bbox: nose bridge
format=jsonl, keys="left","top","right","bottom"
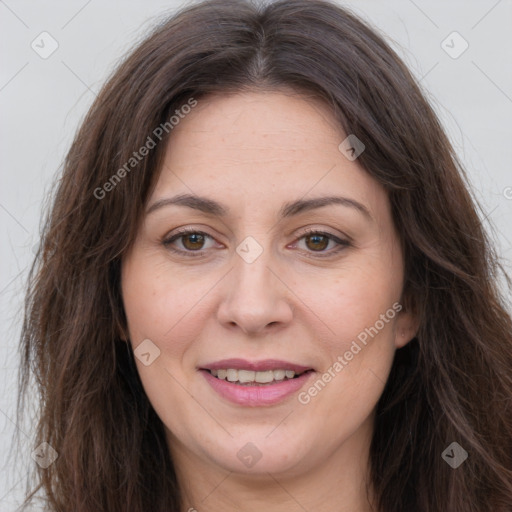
{"left": 235, "top": 242, "right": 273, "bottom": 295}
{"left": 231, "top": 237, "right": 277, "bottom": 307}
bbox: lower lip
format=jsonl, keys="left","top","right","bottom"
{"left": 201, "top": 369, "right": 314, "bottom": 406}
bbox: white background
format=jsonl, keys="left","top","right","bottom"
{"left": 1, "top": 0, "right": 511, "bottom": 509}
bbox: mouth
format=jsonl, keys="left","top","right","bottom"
{"left": 199, "top": 359, "right": 315, "bottom": 405}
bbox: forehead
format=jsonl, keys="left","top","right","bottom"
{"left": 168, "top": 89, "right": 341, "bottom": 156}
{"left": 152, "top": 90, "right": 387, "bottom": 222}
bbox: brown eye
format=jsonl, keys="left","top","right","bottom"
{"left": 295, "top": 229, "right": 351, "bottom": 257}
{"left": 304, "top": 233, "right": 330, "bottom": 251}
{"left": 181, "top": 233, "right": 206, "bottom": 250}
{"left": 162, "top": 229, "right": 216, "bottom": 256}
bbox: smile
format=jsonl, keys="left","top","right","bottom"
{"left": 199, "top": 359, "right": 315, "bottom": 406}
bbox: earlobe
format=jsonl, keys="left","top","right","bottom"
{"left": 394, "top": 310, "right": 420, "bottom": 349}
{"left": 393, "top": 289, "right": 420, "bottom": 348}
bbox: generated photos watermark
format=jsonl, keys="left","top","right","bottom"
{"left": 93, "top": 97, "right": 198, "bottom": 200}
{"left": 298, "top": 301, "right": 403, "bottom": 404}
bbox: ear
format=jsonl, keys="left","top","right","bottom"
{"left": 393, "top": 295, "right": 420, "bottom": 349}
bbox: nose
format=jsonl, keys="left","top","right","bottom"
{"left": 216, "top": 247, "right": 294, "bottom": 335}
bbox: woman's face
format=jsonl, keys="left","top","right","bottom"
{"left": 121, "top": 90, "right": 417, "bottom": 478}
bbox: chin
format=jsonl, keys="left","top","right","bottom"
{"left": 198, "top": 433, "right": 318, "bottom": 477}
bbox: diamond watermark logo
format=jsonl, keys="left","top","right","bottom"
{"left": 441, "top": 441, "right": 468, "bottom": 469}
{"left": 338, "top": 134, "right": 365, "bottom": 161}
{"left": 441, "top": 31, "right": 469, "bottom": 59}
{"left": 134, "top": 338, "right": 161, "bottom": 366}
{"left": 31, "top": 442, "right": 58, "bottom": 468}
{"left": 236, "top": 236, "right": 263, "bottom": 264}
{"left": 31, "top": 31, "right": 59, "bottom": 59}
{"left": 237, "top": 442, "right": 262, "bottom": 468}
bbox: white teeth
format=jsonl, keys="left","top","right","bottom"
{"left": 226, "top": 369, "right": 238, "bottom": 382}
{"left": 238, "top": 370, "right": 255, "bottom": 383}
{"left": 273, "top": 369, "right": 286, "bottom": 381}
{"left": 255, "top": 370, "right": 274, "bottom": 383}
{"left": 209, "top": 368, "right": 300, "bottom": 383}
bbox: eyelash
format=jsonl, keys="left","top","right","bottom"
{"left": 162, "top": 227, "right": 351, "bottom": 259}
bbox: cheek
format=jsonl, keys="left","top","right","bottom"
{"left": 121, "top": 256, "right": 190, "bottom": 354}
{"left": 298, "top": 269, "right": 400, "bottom": 431}
{"left": 121, "top": 258, "right": 206, "bottom": 431}
{"left": 296, "top": 257, "right": 403, "bottom": 400}
{"left": 305, "top": 262, "right": 400, "bottom": 341}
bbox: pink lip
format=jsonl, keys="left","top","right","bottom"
{"left": 200, "top": 368, "right": 315, "bottom": 407}
{"left": 201, "top": 358, "right": 312, "bottom": 373}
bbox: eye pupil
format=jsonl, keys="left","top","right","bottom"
{"left": 305, "top": 234, "right": 328, "bottom": 251}
{"left": 183, "top": 233, "right": 205, "bottom": 250}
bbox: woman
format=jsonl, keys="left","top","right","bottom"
{"left": 17, "top": 0, "right": 512, "bottom": 510}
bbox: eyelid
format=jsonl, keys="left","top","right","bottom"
{"left": 298, "top": 226, "right": 353, "bottom": 244}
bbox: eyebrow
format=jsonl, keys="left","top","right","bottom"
{"left": 146, "top": 193, "right": 373, "bottom": 221}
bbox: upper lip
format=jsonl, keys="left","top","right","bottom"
{"left": 200, "top": 358, "right": 313, "bottom": 373}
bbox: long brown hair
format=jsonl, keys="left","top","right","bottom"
{"left": 17, "top": 0, "right": 512, "bottom": 510}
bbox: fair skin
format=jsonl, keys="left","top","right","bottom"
{"left": 121, "top": 89, "right": 418, "bottom": 512}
